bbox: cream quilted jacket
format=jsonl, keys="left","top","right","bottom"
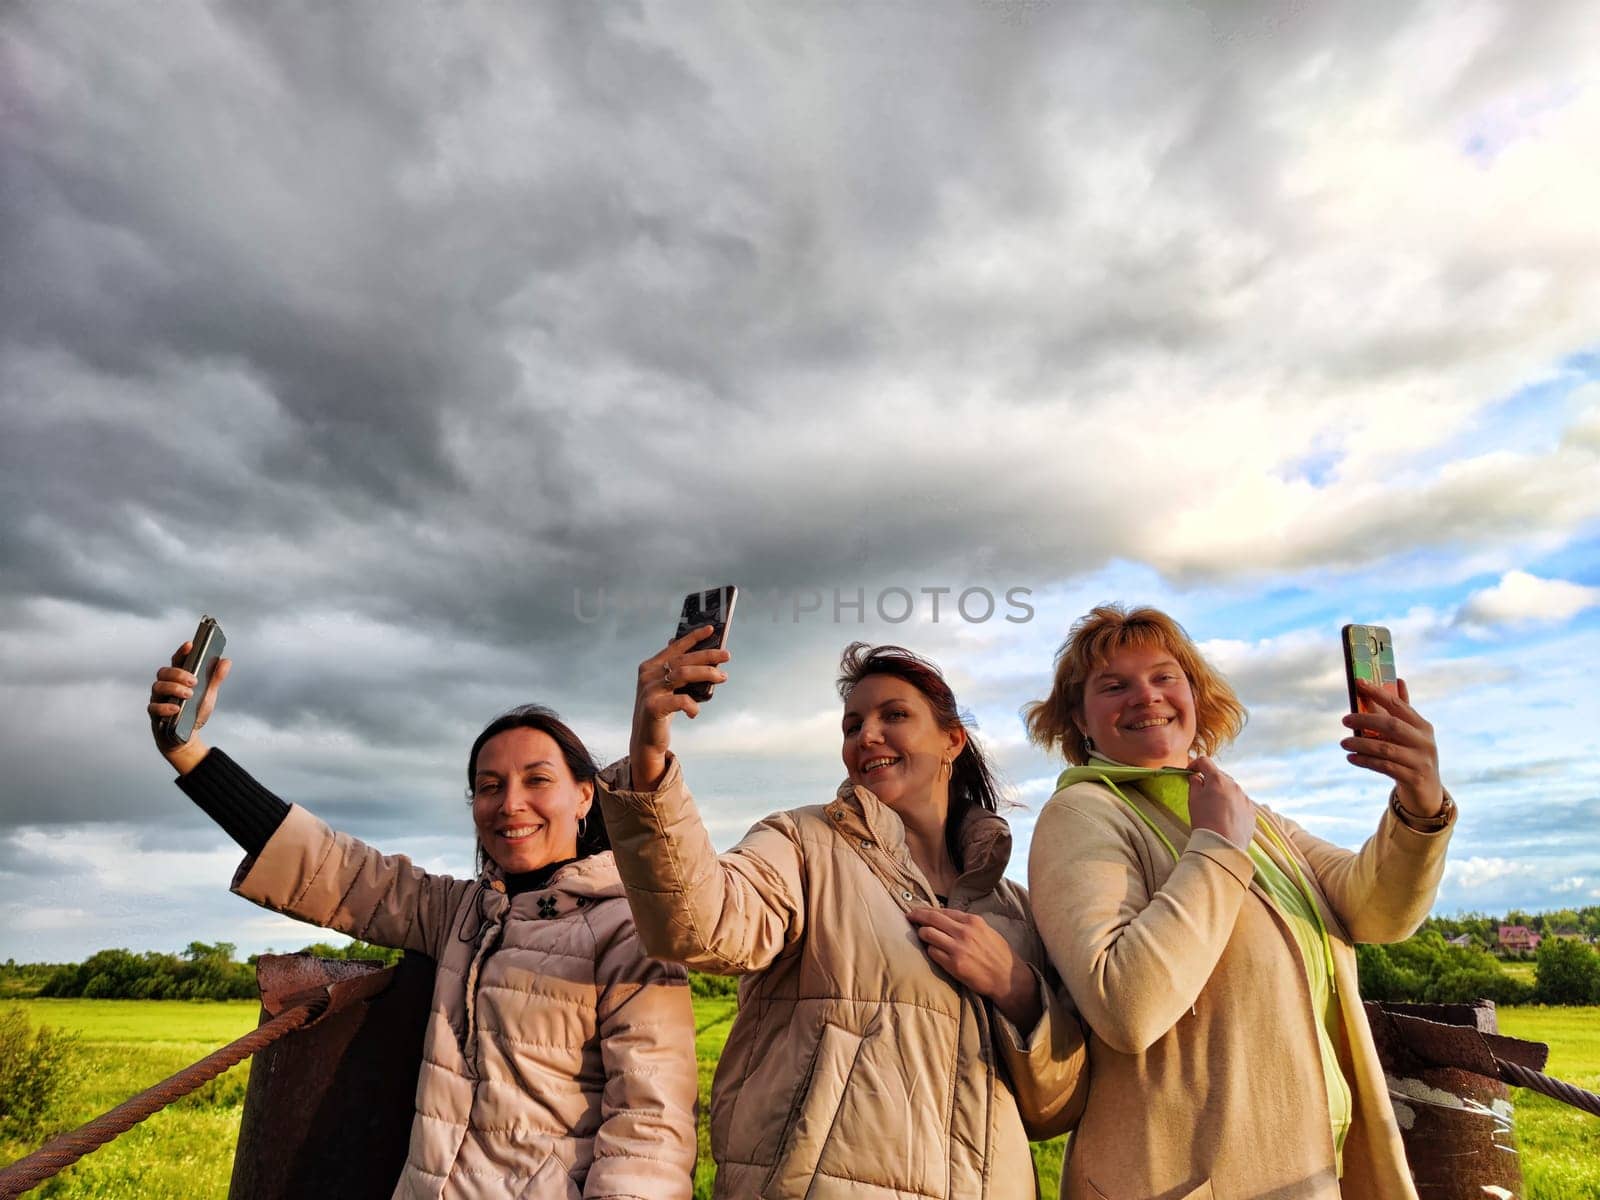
{"left": 599, "top": 756, "right": 1086, "bottom": 1200}
{"left": 233, "top": 804, "right": 698, "bottom": 1199}
{"left": 1030, "top": 780, "right": 1453, "bottom": 1200}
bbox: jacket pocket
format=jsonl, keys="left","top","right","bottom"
{"left": 515, "top": 1149, "right": 581, "bottom": 1200}
{"left": 761, "top": 1022, "right": 867, "bottom": 1199}
{"left": 1087, "top": 1179, "right": 1213, "bottom": 1200}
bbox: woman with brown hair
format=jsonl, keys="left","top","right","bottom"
{"left": 146, "top": 636, "right": 697, "bottom": 1199}
{"left": 597, "top": 631, "right": 1085, "bottom": 1199}
{"left": 1025, "top": 604, "right": 1454, "bottom": 1200}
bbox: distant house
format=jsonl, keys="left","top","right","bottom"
{"left": 1445, "top": 933, "right": 1475, "bottom": 949}
{"left": 1498, "top": 925, "right": 1542, "bottom": 953}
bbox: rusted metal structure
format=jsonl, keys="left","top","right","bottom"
{"left": 1365, "top": 1000, "right": 1547, "bottom": 1200}
{"left": 227, "top": 952, "right": 435, "bottom": 1200}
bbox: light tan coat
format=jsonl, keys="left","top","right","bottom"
{"left": 598, "top": 756, "right": 1086, "bottom": 1200}
{"left": 233, "top": 805, "right": 698, "bottom": 1199}
{"left": 1029, "top": 782, "right": 1454, "bottom": 1200}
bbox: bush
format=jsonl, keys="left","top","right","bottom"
{"left": 37, "top": 945, "right": 256, "bottom": 1000}
{"left": 0, "top": 1007, "right": 79, "bottom": 1143}
{"left": 1356, "top": 943, "right": 1427, "bottom": 1002}
{"left": 1535, "top": 937, "right": 1600, "bottom": 1004}
{"left": 1357, "top": 932, "right": 1532, "bottom": 1004}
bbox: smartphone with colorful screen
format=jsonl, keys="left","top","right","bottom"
{"left": 1341, "top": 623, "right": 1397, "bottom": 718}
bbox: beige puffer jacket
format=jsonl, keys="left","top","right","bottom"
{"left": 233, "top": 804, "right": 698, "bottom": 1200}
{"left": 598, "top": 757, "right": 1086, "bottom": 1200}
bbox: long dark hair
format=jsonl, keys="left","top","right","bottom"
{"left": 835, "top": 643, "right": 1004, "bottom": 870}
{"left": 465, "top": 704, "right": 608, "bottom": 872}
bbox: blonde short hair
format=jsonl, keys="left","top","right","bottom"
{"left": 1023, "top": 604, "right": 1247, "bottom": 764}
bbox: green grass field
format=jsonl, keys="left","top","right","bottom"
{"left": 1499, "top": 1006, "right": 1600, "bottom": 1200}
{"left": 4, "top": 1000, "right": 1596, "bottom": 1198}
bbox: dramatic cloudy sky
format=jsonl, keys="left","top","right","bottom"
{"left": 3, "top": 1, "right": 1597, "bottom": 962}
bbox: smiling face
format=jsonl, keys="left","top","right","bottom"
{"left": 841, "top": 673, "right": 966, "bottom": 816}
{"left": 470, "top": 727, "right": 593, "bottom": 874}
{"left": 1074, "top": 643, "right": 1198, "bottom": 769}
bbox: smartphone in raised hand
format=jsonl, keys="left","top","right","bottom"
{"left": 1341, "top": 623, "right": 1397, "bottom": 720}
{"left": 161, "top": 615, "right": 226, "bottom": 744}
{"left": 672, "top": 587, "right": 737, "bottom": 702}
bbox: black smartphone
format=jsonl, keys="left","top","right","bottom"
{"left": 673, "top": 586, "right": 737, "bottom": 702}
{"left": 1340, "top": 623, "right": 1397, "bottom": 719}
{"left": 163, "top": 615, "right": 226, "bottom": 744}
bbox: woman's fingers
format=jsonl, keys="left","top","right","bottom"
{"left": 638, "top": 684, "right": 704, "bottom": 723}
{"left": 149, "top": 659, "right": 196, "bottom": 718}
{"left": 910, "top": 911, "right": 980, "bottom": 968}
{"left": 664, "top": 663, "right": 729, "bottom": 687}
{"left": 1350, "top": 678, "right": 1431, "bottom": 730}
{"left": 908, "top": 908, "right": 1024, "bottom": 1004}
{"left": 665, "top": 624, "right": 718, "bottom": 655}
{"left": 1342, "top": 678, "right": 1444, "bottom": 813}
{"left": 907, "top": 906, "right": 969, "bottom": 934}
{"left": 1187, "top": 756, "right": 1256, "bottom": 848}
{"left": 636, "top": 645, "right": 730, "bottom": 694}
{"left": 914, "top": 925, "right": 959, "bottom": 953}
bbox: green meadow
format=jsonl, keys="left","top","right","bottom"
{"left": 3, "top": 999, "right": 1597, "bottom": 1199}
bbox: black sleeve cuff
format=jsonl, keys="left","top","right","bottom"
{"left": 176, "top": 748, "right": 291, "bottom": 856}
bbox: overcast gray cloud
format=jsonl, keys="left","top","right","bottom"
{"left": 2, "top": 0, "right": 1598, "bottom": 960}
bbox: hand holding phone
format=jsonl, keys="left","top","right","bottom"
{"left": 1337, "top": 624, "right": 1447, "bottom": 820}
{"left": 149, "top": 617, "right": 229, "bottom": 764}
{"left": 672, "top": 587, "right": 738, "bottom": 702}
{"left": 627, "top": 588, "right": 737, "bottom": 791}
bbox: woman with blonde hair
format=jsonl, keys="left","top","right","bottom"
{"left": 1025, "top": 604, "right": 1453, "bottom": 1200}
{"left": 598, "top": 630, "right": 1086, "bottom": 1199}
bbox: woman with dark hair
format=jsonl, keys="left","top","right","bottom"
{"left": 146, "top": 637, "right": 696, "bottom": 1199}
{"left": 1025, "top": 604, "right": 1453, "bottom": 1200}
{"left": 597, "top": 631, "right": 1085, "bottom": 1200}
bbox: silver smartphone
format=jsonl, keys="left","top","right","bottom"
{"left": 162, "top": 615, "right": 226, "bottom": 744}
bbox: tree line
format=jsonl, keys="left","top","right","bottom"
{"left": 1358, "top": 909, "right": 1600, "bottom": 1006}
{"left": 16, "top": 941, "right": 402, "bottom": 1002}
{"left": 5, "top": 907, "right": 1599, "bottom": 1005}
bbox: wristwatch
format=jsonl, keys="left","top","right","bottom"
{"left": 1390, "top": 791, "right": 1455, "bottom": 832}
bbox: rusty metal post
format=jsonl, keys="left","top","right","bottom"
{"left": 1365, "top": 1000, "right": 1546, "bottom": 1200}
{"left": 228, "top": 951, "right": 435, "bottom": 1200}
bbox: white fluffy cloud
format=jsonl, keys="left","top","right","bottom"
{"left": 1444, "top": 855, "right": 1539, "bottom": 891}
{"left": 1456, "top": 570, "right": 1600, "bottom": 629}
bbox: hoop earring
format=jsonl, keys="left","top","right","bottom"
{"left": 577, "top": 812, "right": 589, "bottom": 840}
{"left": 1082, "top": 734, "right": 1095, "bottom": 756}
{"left": 938, "top": 758, "right": 953, "bottom": 782}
